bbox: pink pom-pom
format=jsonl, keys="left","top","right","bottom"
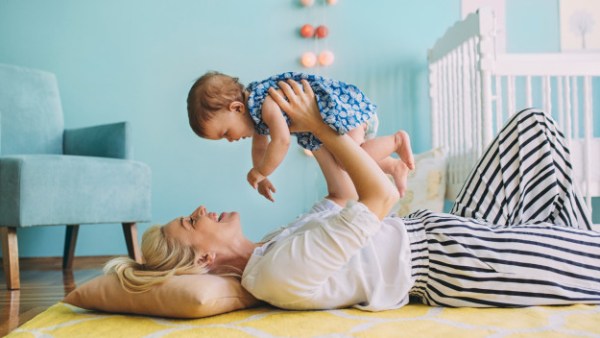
{"left": 318, "top": 50, "right": 335, "bottom": 66}
{"left": 301, "top": 52, "right": 317, "bottom": 68}
{"left": 300, "top": 0, "right": 314, "bottom": 7}
{"left": 326, "top": 0, "right": 338, "bottom": 5}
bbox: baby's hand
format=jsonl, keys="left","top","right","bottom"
{"left": 257, "top": 179, "right": 277, "bottom": 202}
{"left": 247, "top": 167, "right": 266, "bottom": 189}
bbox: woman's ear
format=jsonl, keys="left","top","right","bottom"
{"left": 229, "top": 101, "right": 245, "bottom": 114}
{"left": 197, "top": 252, "right": 216, "bottom": 267}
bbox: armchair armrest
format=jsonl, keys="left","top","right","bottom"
{"left": 64, "top": 122, "right": 131, "bottom": 159}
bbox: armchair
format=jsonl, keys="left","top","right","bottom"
{"left": 0, "top": 63, "right": 151, "bottom": 290}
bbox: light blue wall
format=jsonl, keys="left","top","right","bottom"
{"left": 2, "top": 0, "right": 595, "bottom": 257}
{"left": 0, "top": 0, "right": 458, "bottom": 257}
{"left": 506, "top": 0, "right": 560, "bottom": 52}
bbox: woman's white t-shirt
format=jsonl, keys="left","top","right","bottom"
{"left": 241, "top": 199, "right": 413, "bottom": 311}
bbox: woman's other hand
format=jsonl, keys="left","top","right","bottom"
{"left": 267, "top": 79, "right": 323, "bottom": 133}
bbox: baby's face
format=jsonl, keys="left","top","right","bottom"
{"left": 203, "top": 109, "right": 254, "bottom": 142}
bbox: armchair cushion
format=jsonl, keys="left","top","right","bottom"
{"left": 64, "top": 122, "right": 131, "bottom": 159}
{"left": 0, "top": 155, "right": 151, "bottom": 227}
{"left": 0, "top": 64, "right": 64, "bottom": 155}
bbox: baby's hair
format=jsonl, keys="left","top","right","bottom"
{"left": 187, "top": 71, "right": 245, "bottom": 138}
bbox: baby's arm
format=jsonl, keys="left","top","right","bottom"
{"left": 250, "top": 133, "right": 277, "bottom": 201}
{"left": 251, "top": 132, "right": 269, "bottom": 168}
{"left": 247, "top": 96, "right": 291, "bottom": 187}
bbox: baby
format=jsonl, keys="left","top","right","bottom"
{"left": 187, "top": 71, "right": 414, "bottom": 201}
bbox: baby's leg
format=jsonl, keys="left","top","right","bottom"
{"left": 348, "top": 128, "right": 414, "bottom": 195}
{"left": 377, "top": 157, "right": 410, "bottom": 197}
{"left": 361, "top": 131, "right": 415, "bottom": 170}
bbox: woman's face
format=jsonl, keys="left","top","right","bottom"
{"left": 162, "top": 205, "right": 242, "bottom": 255}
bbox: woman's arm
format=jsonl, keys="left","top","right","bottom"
{"left": 268, "top": 80, "right": 399, "bottom": 220}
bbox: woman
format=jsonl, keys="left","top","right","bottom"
{"left": 106, "top": 79, "right": 599, "bottom": 310}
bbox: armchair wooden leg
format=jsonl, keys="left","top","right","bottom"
{"left": 63, "top": 225, "right": 79, "bottom": 270}
{"left": 122, "top": 223, "right": 142, "bottom": 264}
{"left": 1, "top": 227, "right": 20, "bottom": 290}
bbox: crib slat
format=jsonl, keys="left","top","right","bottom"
{"left": 543, "top": 76, "right": 552, "bottom": 115}
{"left": 440, "top": 59, "right": 446, "bottom": 148}
{"left": 583, "top": 76, "right": 593, "bottom": 209}
{"left": 507, "top": 76, "right": 516, "bottom": 126}
{"left": 469, "top": 38, "right": 480, "bottom": 168}
{"left": 572, "top": 77, "right": 580, "bottom": 138}
{"left": 558, "top": 76, "right": 565, "bottom": 132}
{"left": 451, "top": 50, "right": 460, "bottom": 186}
{"left": 494, "top": 76, "right": 503, "bottom": 131}
{"left": 526, "top": 76, "right": 533, "bottom": 108}
{"left": 564, "top": 76, "right": 572, "bottom": 144}
{"left": 460, "top": 44, "right": 472, "bottom": 181}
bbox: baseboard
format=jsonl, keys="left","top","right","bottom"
{"left": 0, "top": 255, "right": 116, "bottom": 270}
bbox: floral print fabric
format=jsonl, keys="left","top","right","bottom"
{"left": 246, "top": 72, "right": 377, "bottom": 150}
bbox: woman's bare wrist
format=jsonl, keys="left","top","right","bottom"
{"left": 310, "top": 123, "right": 339, "bottom": 142}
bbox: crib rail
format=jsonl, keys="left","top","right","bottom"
{"left": 428, "top": 8, "right": 496, "bottom": 199}
{"left": 490, "top": 56, "right": 600, "bottom": 206}
{"left": 428, "top": 8, "right": 600, "bottom": 221}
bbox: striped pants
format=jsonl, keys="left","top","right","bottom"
{"left": 407, "top": 109, "right": 599, "bottom": 307}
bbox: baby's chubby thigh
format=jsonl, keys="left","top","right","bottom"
{"left": 346, "top": 124, "right": 367, "bottom": 145}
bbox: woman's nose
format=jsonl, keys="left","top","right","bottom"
{"left": 192, "top": 206, "right": 206, "bottom": 217}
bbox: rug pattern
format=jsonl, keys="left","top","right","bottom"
{"left": 7, "top": 303, "right": 600, "bottom": 337}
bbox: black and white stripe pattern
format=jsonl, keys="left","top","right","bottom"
{"left": 406, "top": 210, "right": 600, "bottom": 307}
{"left": 452, "top": 108, "right": 592, "bottom": 230}
{"left": 406, "top": 109, "right": 599, "bottom": 307}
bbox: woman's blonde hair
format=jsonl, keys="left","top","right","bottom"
{"left": 103, "top": 225, "right": 207, "bottom": 293}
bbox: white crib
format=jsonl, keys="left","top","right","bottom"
{"left": 428, "top": 8, "right": 600, "bottom": 229}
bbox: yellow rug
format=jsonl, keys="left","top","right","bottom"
{"left": 7, "top": 302, "right": 600, "bottom": 337}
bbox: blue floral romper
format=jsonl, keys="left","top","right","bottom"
{"left": 246, "top": 72, "right": 378, "bottom": 151}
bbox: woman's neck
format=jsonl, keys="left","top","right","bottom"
{"left": 218, "top": 238, "right": 260, "bottom": 273}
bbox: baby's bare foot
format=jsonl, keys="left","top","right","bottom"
{"left": 389, "top": 158, "right": 411, "bottom": 197}
{"left": 395, "top": 131, "right": 415, "bottom": 171}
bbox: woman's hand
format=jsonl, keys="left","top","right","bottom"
{"left": 267, "top": 79, "right": 323, "bottom": 134}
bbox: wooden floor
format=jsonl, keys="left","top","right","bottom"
{"left": 0, "top": 256, "right": 109, "bottom": 336}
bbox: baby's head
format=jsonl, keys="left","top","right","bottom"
{"left": 187, "top": 71, "right": 248, "bottom": 139}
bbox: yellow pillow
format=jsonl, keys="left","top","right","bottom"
{"left": 392, "top": 147, "right": 447, "bottom": 216}
{"left": 63, "top": 273, "right": 260, "bottom": 318}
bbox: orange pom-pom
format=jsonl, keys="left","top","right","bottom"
{"left": 300, "top": 24, "right": 315, "bottom": 38}
{"left": 315, "top": 25, "right": 329, "bottom": 39}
